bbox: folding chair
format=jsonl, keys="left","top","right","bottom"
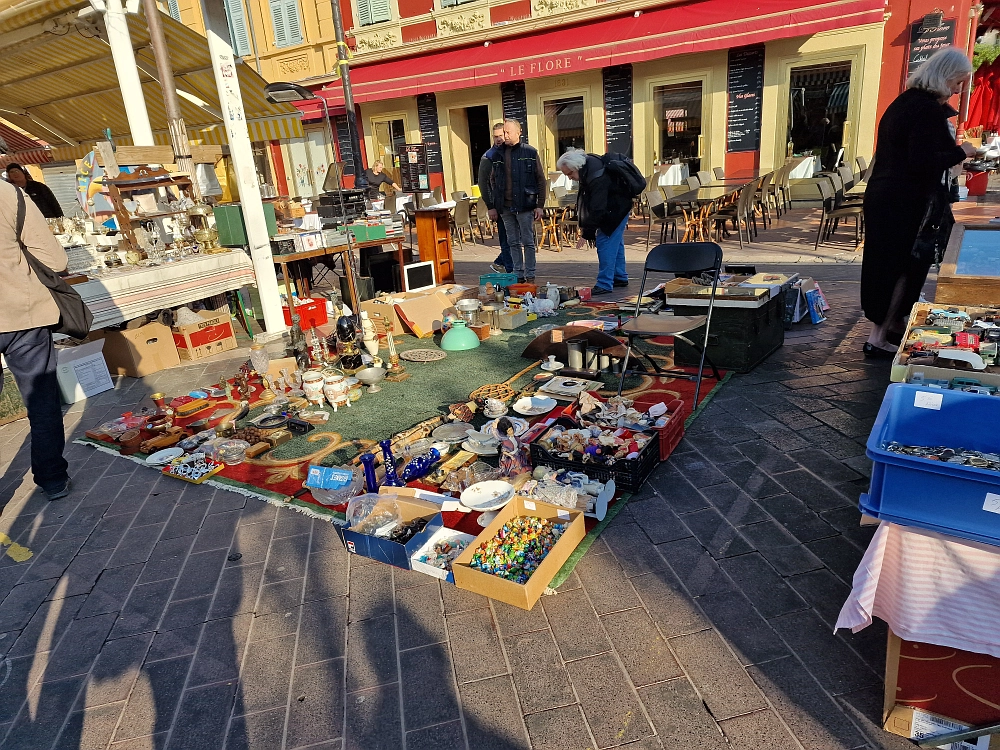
{"left": 616, "top": 242, "right": 724, "bottom": 409}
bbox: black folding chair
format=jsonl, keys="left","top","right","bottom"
{"left": 616, "top": 242, "right": 724, "bottom": 411}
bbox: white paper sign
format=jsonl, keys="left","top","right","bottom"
{"left": 440, "top": 500, "right": 462, "bottom": 512}
{"left": 914, "top": 391, "right": 944, "bottom": 410}
{"left": 909, "top": 707, "right": 991, "bottom": 749}
{"left": 557, "top": 509, "right": 571, "bottom": 519}
{"left": 522, "top": 500, "right": 536, "bottom": 511}
{"left": 984, "top": 493, "right": 1000, "bottom": 516}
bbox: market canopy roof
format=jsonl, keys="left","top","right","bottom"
{"left": 0, "top": 0, "right": 303, "bottom": 162}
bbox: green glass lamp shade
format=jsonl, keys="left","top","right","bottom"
{"left": 440, "top": 320, "right": 481, "bottom": 351}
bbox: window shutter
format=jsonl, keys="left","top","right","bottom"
{"left": 223, "top": 0, "right": 251, "bottom": 56}
{"left": 166, "top": 0, "right": 181, "bottom": 20}
{"left": 269, "top": 0, "right": 287, "bottom": 47}
{"left": 357, "top": 0, "right": 371, "bottom": 27}
{"left": 283, "top": 0, "right": 302, "bottom": 44}
{"left": 271, "top": 0, "right": 302, "bottom": 47}
{"left": 369, "top": 0, "right": 390, "bottom": 24}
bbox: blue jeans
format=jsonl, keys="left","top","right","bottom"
{"left": 0, "top": 327, "right": 68, "bottom": 492}
{"left": 493, "top": 215, "right": 513, "bottom": 273}
{"left": 500, "top": 209, "right": 536, "bottom": 279}
{"left": 595, "top": 214, "right": 629, "bottom": 291}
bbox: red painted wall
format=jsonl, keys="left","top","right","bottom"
{"left": 401, "top": 20, "right": 437, "bottom": 43}
{"left": 269, "top": 141, "right": 289, "bottom": 196}
{"left": 339, "top": 0, "right": 354, "bottom": 31}
{"left": 397, "top": 0, "right": 433, "bottom": 19}
{"left": 489, "top": 0, "right": 531, "bottom": 25}
{"left": 724, "top": 150, "right": 760, "bottom": 179}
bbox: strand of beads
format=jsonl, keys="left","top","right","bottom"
{"left": 470, "top": 517, "right": 567, "bottom": 584}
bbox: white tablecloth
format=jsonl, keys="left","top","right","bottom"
{"left": 788, "top": 156, "right": 819, "bottom": 179}
{"left": 77, "top": 251, "right": 256, "bottom": 330}
{"left": 657, "top": 163, "right": 690, "bottom": 186}
{"left": 836, "top": 522, "right": 1000, "bottom": 658}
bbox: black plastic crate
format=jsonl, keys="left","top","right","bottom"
{"left": 529, "top": 434, "right": 660, "bottom": 493}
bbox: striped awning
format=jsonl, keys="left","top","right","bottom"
{"left": 0, "top": 4, "right": 303, "bottom": 158}
{"left": 0, "top": 119, "right": 51, "bottom": 165}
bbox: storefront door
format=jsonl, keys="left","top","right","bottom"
{"left": 372, "top": 117, "right": 407, "bottom": 182}
{"left": 542, "top": 96, "right": 585, "bottom": 172}
{"left": 654, "top": 82, "right": 703, "bottom": 174}
{"left": 787, "top": 61, "right": 852, "bottom": 170}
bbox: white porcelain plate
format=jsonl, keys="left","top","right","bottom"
{"left": 484, "top": 417, "right": 529, "bottom": 440}
{"left": 146, "top": 447, "right": 184, "bottom": 465}
{"left": 460, "top": 480, "right": 515, "bottom": 512}
{"left": 513, "top": 396, "right": 558, "bottom": 416}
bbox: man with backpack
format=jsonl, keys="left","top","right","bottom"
{"left": 557, "top": 148, "right": 643, "bottom": 295}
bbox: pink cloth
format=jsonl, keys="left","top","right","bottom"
{"left": 836, "top": 522, "right": 1000, "bottom": 659}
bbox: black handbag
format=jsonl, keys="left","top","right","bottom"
{"left": 14, "top": 188, "right": 93, "bottom": 339}
{"left": 911, "top": 184, "right": 954, "bottom": 267}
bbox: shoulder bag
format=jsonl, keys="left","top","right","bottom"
{"left": 14, "top": 188, "right": 93, "bottom": 339}
{"left": 911, "top": 178, "right": 954, "bottom": 268}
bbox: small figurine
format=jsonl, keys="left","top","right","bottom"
{"left": 497, "top": 417, "right": 531, "bottom": 477}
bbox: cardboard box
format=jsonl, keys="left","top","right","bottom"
{"left": 99, "top": 321, "right": 180, "bottom": 377}
{"left": 410, "top": 521, "right": 478, "bottom": 583}
{"left": 56, "top": 339, "right": 114, "bottom": 404}
{"left": 171, "top": 306, "right": 238, "bottom": 361}
{"left": 452, "top": 497, "right": 586, "bottom": 610}
{"left": 395, "top": 291, "right": 456, "bottom": 338}
{"left": 340, "top": 497, "right": 441, "bottom": 569}
{"left": 361, "top": 293, "right": 420, "bottom": 335}
{"left": 883, "top": 629, "right": 999, "bottom": 746}
{"left": 498, "top": 308, "right": 528, "bottom": 330}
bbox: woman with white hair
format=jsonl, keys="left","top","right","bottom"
{"left": 861, "top": 46, "right": 977, "bottom": 357}
{"left": 557, "top": 148, "right": 634, "bottom": 294}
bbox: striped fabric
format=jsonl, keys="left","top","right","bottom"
{"left": 836, "top": 522, "right": 1000, "bottom": 659}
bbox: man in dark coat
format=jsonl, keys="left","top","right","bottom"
{"left": 4, "top": 164, "right": 63, "bottom": 218}
{"left": 477, "top": 122, "right": 513, "bottom": 274}
{"left": 557, "top": 149, "right": 632, "bottom": 295}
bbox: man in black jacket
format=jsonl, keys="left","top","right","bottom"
{"left": 477, "top": 122, "right": 513, "bottom": 274}
{"left": 4, "top": 164, "right": 63, "bottom": 219}
{"left": 485, "top": 119, "right": 546, "bottom": 282}
{"left": 557, "top": 149, "right": 631, "bottom": 295}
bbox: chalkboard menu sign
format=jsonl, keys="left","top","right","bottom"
{"left": 416, "top": 93, "right": 443, "bottom": 174}
{"left": 334, "top": 115, "right": 354, "bottom": 176}
{"left": 907, "top": 18, "right": 956, "bottom": 78}
{"left": 603, "top": 65, "right": 633, "bottom": 158}
{"left": 727, "top": 45, "right": 765, "bottom": 153}
{"left": 501, "top": 80, "right": 529, "bottom": 143}
{"left": 398, "top": 144, "right": 429, "bottom": 191}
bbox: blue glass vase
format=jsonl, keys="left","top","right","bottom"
{"left": 401, "top": 448, "right": 441, "bottom": 482}
{"left": 360, "top": 452, "right": 379, "bottom": 493}
{"left": 379, "top": 439, "right": 405, "bottom": 487}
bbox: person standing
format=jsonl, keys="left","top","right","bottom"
{"left": 486, "top": 119, "right": 545, "bottom": 282}
{"left": 4, "top": 164, "right": 63, "bottom": 219}
{"left": 557, "top": 149, "right": 632, "bottom": 295}
{"left": 362, "top": 160, "right": 401, "bottom": 201}
{"left": 477, "top": 122, "right": 513, "bottom": 274}
{"left": 861, "top": 47, "right": 976, "bottom": 357}
{"left": 0, "top": 179, "right": 70, "bottom": 499}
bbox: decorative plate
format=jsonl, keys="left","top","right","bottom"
{"left": 400, "top": 349, "right": 447, "bottom": 362}
{"left": 432, "top": 423, "right": 475, "bottom": 443}
{"left": 460, "top": 480, "right": 515, "bottom": 511}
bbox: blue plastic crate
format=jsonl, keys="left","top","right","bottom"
{"left": 862, "top": 383, "right": 1000, "bottom": 547}
{"left": 479, "top": 273, "right": 518, "bottom": 288}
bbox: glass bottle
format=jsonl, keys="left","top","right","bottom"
{"left": 379, "top": 439, "right": 405, "bottom": 487}
{"left": 360, "top": 452, "right": 379, "bottom": 493}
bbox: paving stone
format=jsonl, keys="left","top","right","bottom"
{"left": 787, "top": 569, "right": 853, "bottom": 628}
{"left": 601, "top": 606, "right": 683, "bottom": 686}
{"left": 650, "top": 468, "right": 710, "bottom": 514}
{"left": 347, "top": 562, "right": 393, "bottom": 622}
{"left": 718, "top": 552, "right": 808, "bottom": 619}
{"left": 114, "top": 655, "right": 191, "bottom": 741}
{"left": 44, "top": 611, "right": 117, "bottom": 681}
{"left": 769, "top": 610, "right": 880, "bottom": 695}
{"left": 240, "top": 632, "right": 296, "bottom": 714}
{"left": 440, "top": 582, "right": 490, "bottom": 614}
{"left": 446, "top": 608, "right": 507, "bottom": 683}
{"left": 51, "top": 547, "right": 113, "bottom": 600}
{"left": 344, "top": 683, "right": 402, "bottom": 750}
{"left": 106, "top": 523, "right": 166, "bottom": 569}
{"left": 51, "top": 501, "right": 113, "bottom": 541}
{"left": 83, "top": 512, "right": 138, "bottom": 552}
{"left": 773, "top": 468, "right": 854, "bottom": 513}
{"left": 248, "top": 607, "right": 300, "bottom": 642}
{"left": 159, "top": 502, "right": 209, "bottom": 541}
{"left": 226, "top": 706, "right": 286, "bottom": 750}
{"left": 393, "top": 582, "right": 446, "bottom": 649}
{"left": 346, "top": 614, "right": 398, "bottom": 692}
{"left": 296, "top": 596, "right": 348, "bottom": 667}
{"left": 146, "top": 624, "right": 202, "bottom": 662}
{"left": 655, "top": 537, "right": 732, "bottom": 597}
{"left": 637, "top": 678, "right": 727, "bottom": 750}
{"left": 59, "top": 700, "right": 125, "bottom": 750}
{"left": 304, "top": 549, "right": 351, "bottom": 602}
{"left": 669, "top": 452, "right": 729, "bottom": 487}
{"left": 187, "top": 613, "right": 252, "bottom": 687}
{"left": 490, "top": 596, "right": 549, "bottom": 638}
{"left": 3, "top": 674, "right": 85, "bottom": 750}
{"left": 391, "top": 565, "right": 435, "bottom": 591}
{"left": 135, "top": 535, "right": 195, "bottom": 588}
{"left": 256, "top": 577, "right": 304, "bottom": 615}
{"left": 810, "top": 408, "right": 870, "bottom": 438}
{"left": 718, "top": 708, "right": 799, "bottom": 749}
{"left": 757, "top": 494, "right": 838, "bottom": 543}
{"left": 133, "top": 493, "right": 180, "bottom": 528}
{"left": 524, "top": 705, "right": 596, "bottom": 750}
{"left": 405, "top": 720, "right": 465, "bottom": 750}
{"left": 227, "top": 519, "right": 274, "bottom": 567}
{"left": 794, "top": 424, "right": 869, "bottom": 460}
{"left": 209, "top": 561, "right": 264, "bottom": 619}
{"left": 262, "top": 534, "right": 310, "bottom": 585}
{"left": 286, "top": 658, "right": 345, "bottom": 748}
{"left": 566, "top": 651, "right": 654, "bottom": 747}
{"left": 630, "top": 571, "right": 708, "bottom": 637}
{"left": 805, "top": 535, "right": 866, "bottom": 585}
{"left": 573, "top": 550, "right": 642, "bottom": 615}
{"left": 0, "top": 579, "right": 57, "bottom": 632}
{"left": 687, "top": 431, "right": 744, "bottom": 463}
{"left": 758, "top": 543, "right": 826, "bottom": 577}
{"left": 0, "top": 653, "right": 46, "bottom": 723}
{"left": 749, "top": 655, "right": 868, "bottom": 750}
{"left": 541, "top": 587, "right": 611, "bottom": 661}
{"left": 171, "top": 548, "right": 227, "bottom": 601}
{"left": 670, "top": 629, "right": 767, "bottom": 721}
{"left": 165, "top": 680, "right": 238, "bottom": 750}
{"left": 695, "top": 588, "right": 790, "bottom": 666}
{"left": 400, "top": 643, "right": 460, "bottom": 730}
{"left": 676, "top": 508, "right": 754, "bottom": 559}
{"left": 697, "top": 483, "right": 770, "bottom": 525}
{"left": 459, "top": 675, "right": 530, "bottom": 750}
{"left": 159, "top": 595, "right": 213, "bottom": 631}
{"left": 602, "top": 522, "right": 672, "bottom": 576}
{"left": 8, "top": 593, "right": 86, "bottom": 658}
{"left": 273, "top": 509, "right": 314, "bottom": 540}
{"left": 628, "top": 496, "right": 692, "bottom": 544}
{"left": 717, "top": 461, "right": 787, "bottom": 500}
{"left": 84, "top": 632, "right": 153, "bottom": 707}
{"left": 504, "top": 629, "right": 575, "bottom": 714}
{"left": 746, "top": 419, "right": 810, "bottom": 451}
{"left": 77, "top": 563, "right": 144, "bottom": 619}
{"left": 20, "top": 536, "right": 87, "bottom": 582}
{"left": 189, "top": 509, "right": 241, "bottom": 554}
{"left": 206, "top": 491, "right": 246, "bottom": 516}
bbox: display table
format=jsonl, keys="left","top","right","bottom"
{"left": 836, "top": 522, "right": 1000, "bottom": 658}
{"left": 76, "top": 251, "right": 256, "bottom": 330}
{"left": 936, "top": 223, "right": 1000, "bottom": 306}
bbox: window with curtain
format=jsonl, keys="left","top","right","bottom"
{"left": 358, "top": 0, "right": 391, "bottom": 26}
{"left": 270, "top": 0, "right": 303, "bottom": 47}
{"left": 223, "top": 0, "right": 252, "bottom": 56}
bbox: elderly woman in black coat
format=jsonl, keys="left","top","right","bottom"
{"left": 861, "top": 47, "right": 976, "bottom": 358}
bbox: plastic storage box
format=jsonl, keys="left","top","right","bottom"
{"left": 861, "top": 383, "right": 1000, "bottom": 547}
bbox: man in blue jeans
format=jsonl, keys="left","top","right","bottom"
{"left": 477, "top": 122, "right": 513, "bottom": 273}
{"left": 484, "top": 119, "right": 546, "bottom": 282}
{"left": 557, "top": 149, "right": 632, "bottom": 295}
{"left": 0, "top": 178, "right": 71, "bottom": 500}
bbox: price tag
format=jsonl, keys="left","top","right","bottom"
{"left": 557, "top": 509, "right": 571, "bottom": 519}
{"left": 984, "top": 493, "right": 1000, "bottom": 515}
{"left": 914, "top": 391, "right": 943, "bottom": 410}
{"left": 523, "top": 500, "right": 536, "bottom": 511}
{"left": 441, "top": 500, "right": 462, "bottom": 512}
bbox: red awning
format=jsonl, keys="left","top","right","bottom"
{"left": 290, "top": 99, "right": 347, "bottom": 123}
{"left": 0, "top": 121, "right": 50, "bottom": 165}
{"left": 314, "top": 0, "right": 885, "bottom": 105}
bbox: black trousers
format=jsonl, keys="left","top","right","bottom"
{"left": 0, "top": 327, "right": 68, "bottom": 492}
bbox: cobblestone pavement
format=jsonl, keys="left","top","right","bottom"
{"left": 0, "top": 252, "right": 915, "bottom": 749}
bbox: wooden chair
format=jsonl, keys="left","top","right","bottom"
{"left": 537, "top": 208, "right": 561, "bottom": 252}
{"left": 644, "top": 190, "right": 677, "bottom": 249}
{"left": 681, "top": 203, "right": 711, "bottom": 242}
{"left": 713, "top": 167, "right": 726, "bottom": 180}
{"left": 452, "top": 198, "right": 476, "bottom": 249}
{"left": 558, "top": 206, "right": 579, "bottom": 247}
{"left": 815, "top": 179, "right": 863, "bottom": 249}
{"left": 697, "top": 170, "right": 713, "bottom": 186}
{"left": 616, "top": 241, "right": 724, "bottom": 408}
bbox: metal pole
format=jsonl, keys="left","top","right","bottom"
{"left": 200, "top": 0, "right": 286, "bottom": 337}
{"left": 103, "top": 0, "right": 155, "bottom": 145}
{"left": 330, "top": 0, "right": 367, "bottom": 188}
{"left": 140, "top": 0, "right": 200, "bottom": 198}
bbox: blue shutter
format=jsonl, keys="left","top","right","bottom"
{"left": 166, "top": 0, "right": 181, "bottom": 20}
{"left": 283, "top": 0, "right": 302, "bottom": 44}
{"left": 223, "top": 0, "right": 251, "bottom": 56}
{"left": 357, "top": 0, "right": 372, "bottom": 26}
{"left": 369, "top": 0, "right": 390, "bottom": 23}
{"left": 271, "top": 0, "right": 302, "bottom": 47}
